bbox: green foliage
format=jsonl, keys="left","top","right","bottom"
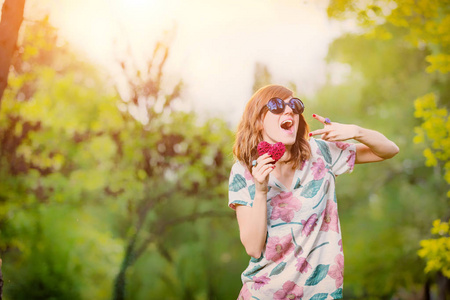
{"left": 326, "top": 0, "right": 450, "bottom": 297}
{"left": 418, "top": 219, "right": 450, "bottom": 278}
{"left": 328, "top": 0, "right": 450, "bottom": 190}
{"left": 5, "top": 206, "right": 122, "bottom": 300}
{"left": 0, "top": 18, "right": 126, "bottom": 300}
{"left": 328, "top": 0, "right": 450, "bottom": 73}
{"left": 414, "top": 93, "right": 450, "bottom": 196}
{"left": 0, "top": 17, "right": 244, "bottom": 300}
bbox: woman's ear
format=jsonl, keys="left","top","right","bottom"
{"left": 256, "top": 114, "right": 265, "bottom": 131}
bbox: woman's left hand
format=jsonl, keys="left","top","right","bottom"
{"left": 309, "top": 113, "right": 400, "bottom": 163}
{"left": 309, "top": 114, "right": 358, "bottom": 142}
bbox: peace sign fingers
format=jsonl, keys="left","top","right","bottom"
{"left": 309, "top": 114, "right": 357, "bottom": 142}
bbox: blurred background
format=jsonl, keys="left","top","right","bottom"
{"left": 0, "top": 0, "right": 449, "bottom": 299}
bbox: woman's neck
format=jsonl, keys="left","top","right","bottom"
{"left": 272, "top": 159, "right": 296, "bottom": 188}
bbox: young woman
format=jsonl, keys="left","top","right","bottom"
{"left": 228, "top": 84, "right": 399, "bottom": 299}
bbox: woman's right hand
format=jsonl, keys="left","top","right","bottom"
{"left": 251, "top": 153, "right": 275, "bottom": 192}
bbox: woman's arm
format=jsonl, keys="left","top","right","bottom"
{"left": 353, "top": 126, "right": 399, "bottom": 163}
{"left": 235, "top": 154, "right": 274, "bottom": 258}
{"left": 309, "top": 114, "right": 399, "bottom": 164}
{"left": 236, "top": 191, "right": 268, "bottom": 258}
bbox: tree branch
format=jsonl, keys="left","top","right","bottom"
{"left": 133, "top": 210, "right": 232, "bottom": 262}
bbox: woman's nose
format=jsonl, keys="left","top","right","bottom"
{"left": 284, "top": 103, "right": 294, "bottom": 114}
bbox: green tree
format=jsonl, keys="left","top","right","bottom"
{"left": 328, "top": 0, "right": 450, "bottom": 197}
{"left": 328, "top": 0, "right": 450, "bottom": 296}
{"left": 105, "top": 33, "right": 238, "bottom": 299}
{"left": 0, "top": 0, "right": 26, "bottom": 295}
{"left": 1, "top": 18, "right": 125, "bottom": 299}
{"left": 1, "top": 17, "right": 245, "bottom": 300}
{"left": 328, "top": 0, "right": 450, "bottom": 70}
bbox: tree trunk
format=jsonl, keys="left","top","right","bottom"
{"left": 0, "top": 0, "right": 26, "bottom": 108}
{"left": 112, "top": 262, "right": 128, "bottom": 300}
{"left": 437, "top": 272, "right": 450, "bottom": 300}
{"left": 423, "top": 277, "right": 431, "bottom": 300}
{"left": 112, "top": 235, "right": 138, "bottom": 300}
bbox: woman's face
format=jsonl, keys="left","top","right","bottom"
{"left": 261, "top": 96, "right": 300, "bottom": 146}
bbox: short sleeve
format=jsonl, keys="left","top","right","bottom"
{"left": 314, "top": 139, "right": 357, "bottom": 176}
{"left": 228, "top": 162, "right": 256, "bottom": 210}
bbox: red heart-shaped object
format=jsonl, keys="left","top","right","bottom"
{"left": 257, "top": 141, "right": 286, "bottom": 162}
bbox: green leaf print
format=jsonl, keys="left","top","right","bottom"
{"left": 250, "top": 255, "right": 264, "bottom": 263}
{"left": 315, "top": 140, "right": 332, "bottom": 164}
{"left": 300, "top": 178, "right": 324, "bottom": 198}
{"left": 331, "top": 288, "right": 343, "bottom": 299}
{"left": 312, "top": 180, "right": 329, "bottom": 209}
{"left": 293, "top": 178, "right": 302, "bottom": 189}
{"left": 229, "top": 174, "right": 247, "bottom": 192}
{"left": 291, "top": 228, "right": 298, "bottom": 246}
{"left": 305, "top": 264, "right": 330, "bottom": 286}
{"left": 310, "top": 293, "right": 329, "bottom": 300}
{"left": 232, "top": 200, "right": 248, "bottom": 207}
{"left": 269, "top": 262, "right": 287, "bottom": 276}
{"left": 249, "top": 184, "right": 255, "bottom": 200}
{"left": 243, "top": 264, "right": 265, "bottom": 278}
{"left": 307, "top": 242, "right": 329, "bottom": 259}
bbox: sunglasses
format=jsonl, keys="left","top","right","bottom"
{"left": 266, "top": 97, "right": 305, "bottom": 115}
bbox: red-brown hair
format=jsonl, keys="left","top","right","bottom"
{"left": 233, "top": 84, "right": 311, "bottom": 171}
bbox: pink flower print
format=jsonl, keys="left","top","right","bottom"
{"left": 295, "top": 257, "right": 312, "bottom": 273}
{"left": 301, "top": 213, "right": 318, "bottom": 237}
{"left": 328, "top": 253, "right": 344, "bottom": 289}
{"left": 244, "top": 168, "right": 253, "bottom": 180}
{"left": 311, "top": 158, "right": 327, "bottom": 180}
{"left": 270, "top": 192, "right": 302, "bottom": 223}
{"left": 252, "top": 273, "right": 270, "bottom": 290}
{"left": 347, "top": 150, "right": 356, "bottom": 171}
{"left": 274, "top": 280, "right": 303, "bottom": 300}
{"left": 335, "top": 142, "right": 350, "bottom": 150}
{"left": 238, "top": 283, "right": 252, "bottom": 300}
{"left": 320, "top": 201, "right": 339, "bottom": 233}
{"left": 338, "top": 239, "right": 343, "bottom": 252}
{"left": 265, "top": 234, "right": 295, "bottom": 263}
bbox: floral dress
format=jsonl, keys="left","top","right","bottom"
{"left": 228, "top": 138, "right": 356, "bottom": 300}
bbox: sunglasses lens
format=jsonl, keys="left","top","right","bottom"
{"left": 290, "top": 98, "right": 304, "bottom": 114}
{"left": 267, "top": 98, "right": 285, "bottom": 114}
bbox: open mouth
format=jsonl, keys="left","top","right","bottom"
{"left": 280, "top": 119, "right": 294, "bottom": 131}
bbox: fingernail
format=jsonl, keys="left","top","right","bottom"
{"left": 312, "top": 114, "right": 316, "bottom": 117}
{"left": 308, "top": 133, "right": 312, "bottom": 137}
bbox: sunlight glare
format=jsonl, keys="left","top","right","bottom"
{"left": 44, "top": 0, "right": 347, "bottom": 124}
